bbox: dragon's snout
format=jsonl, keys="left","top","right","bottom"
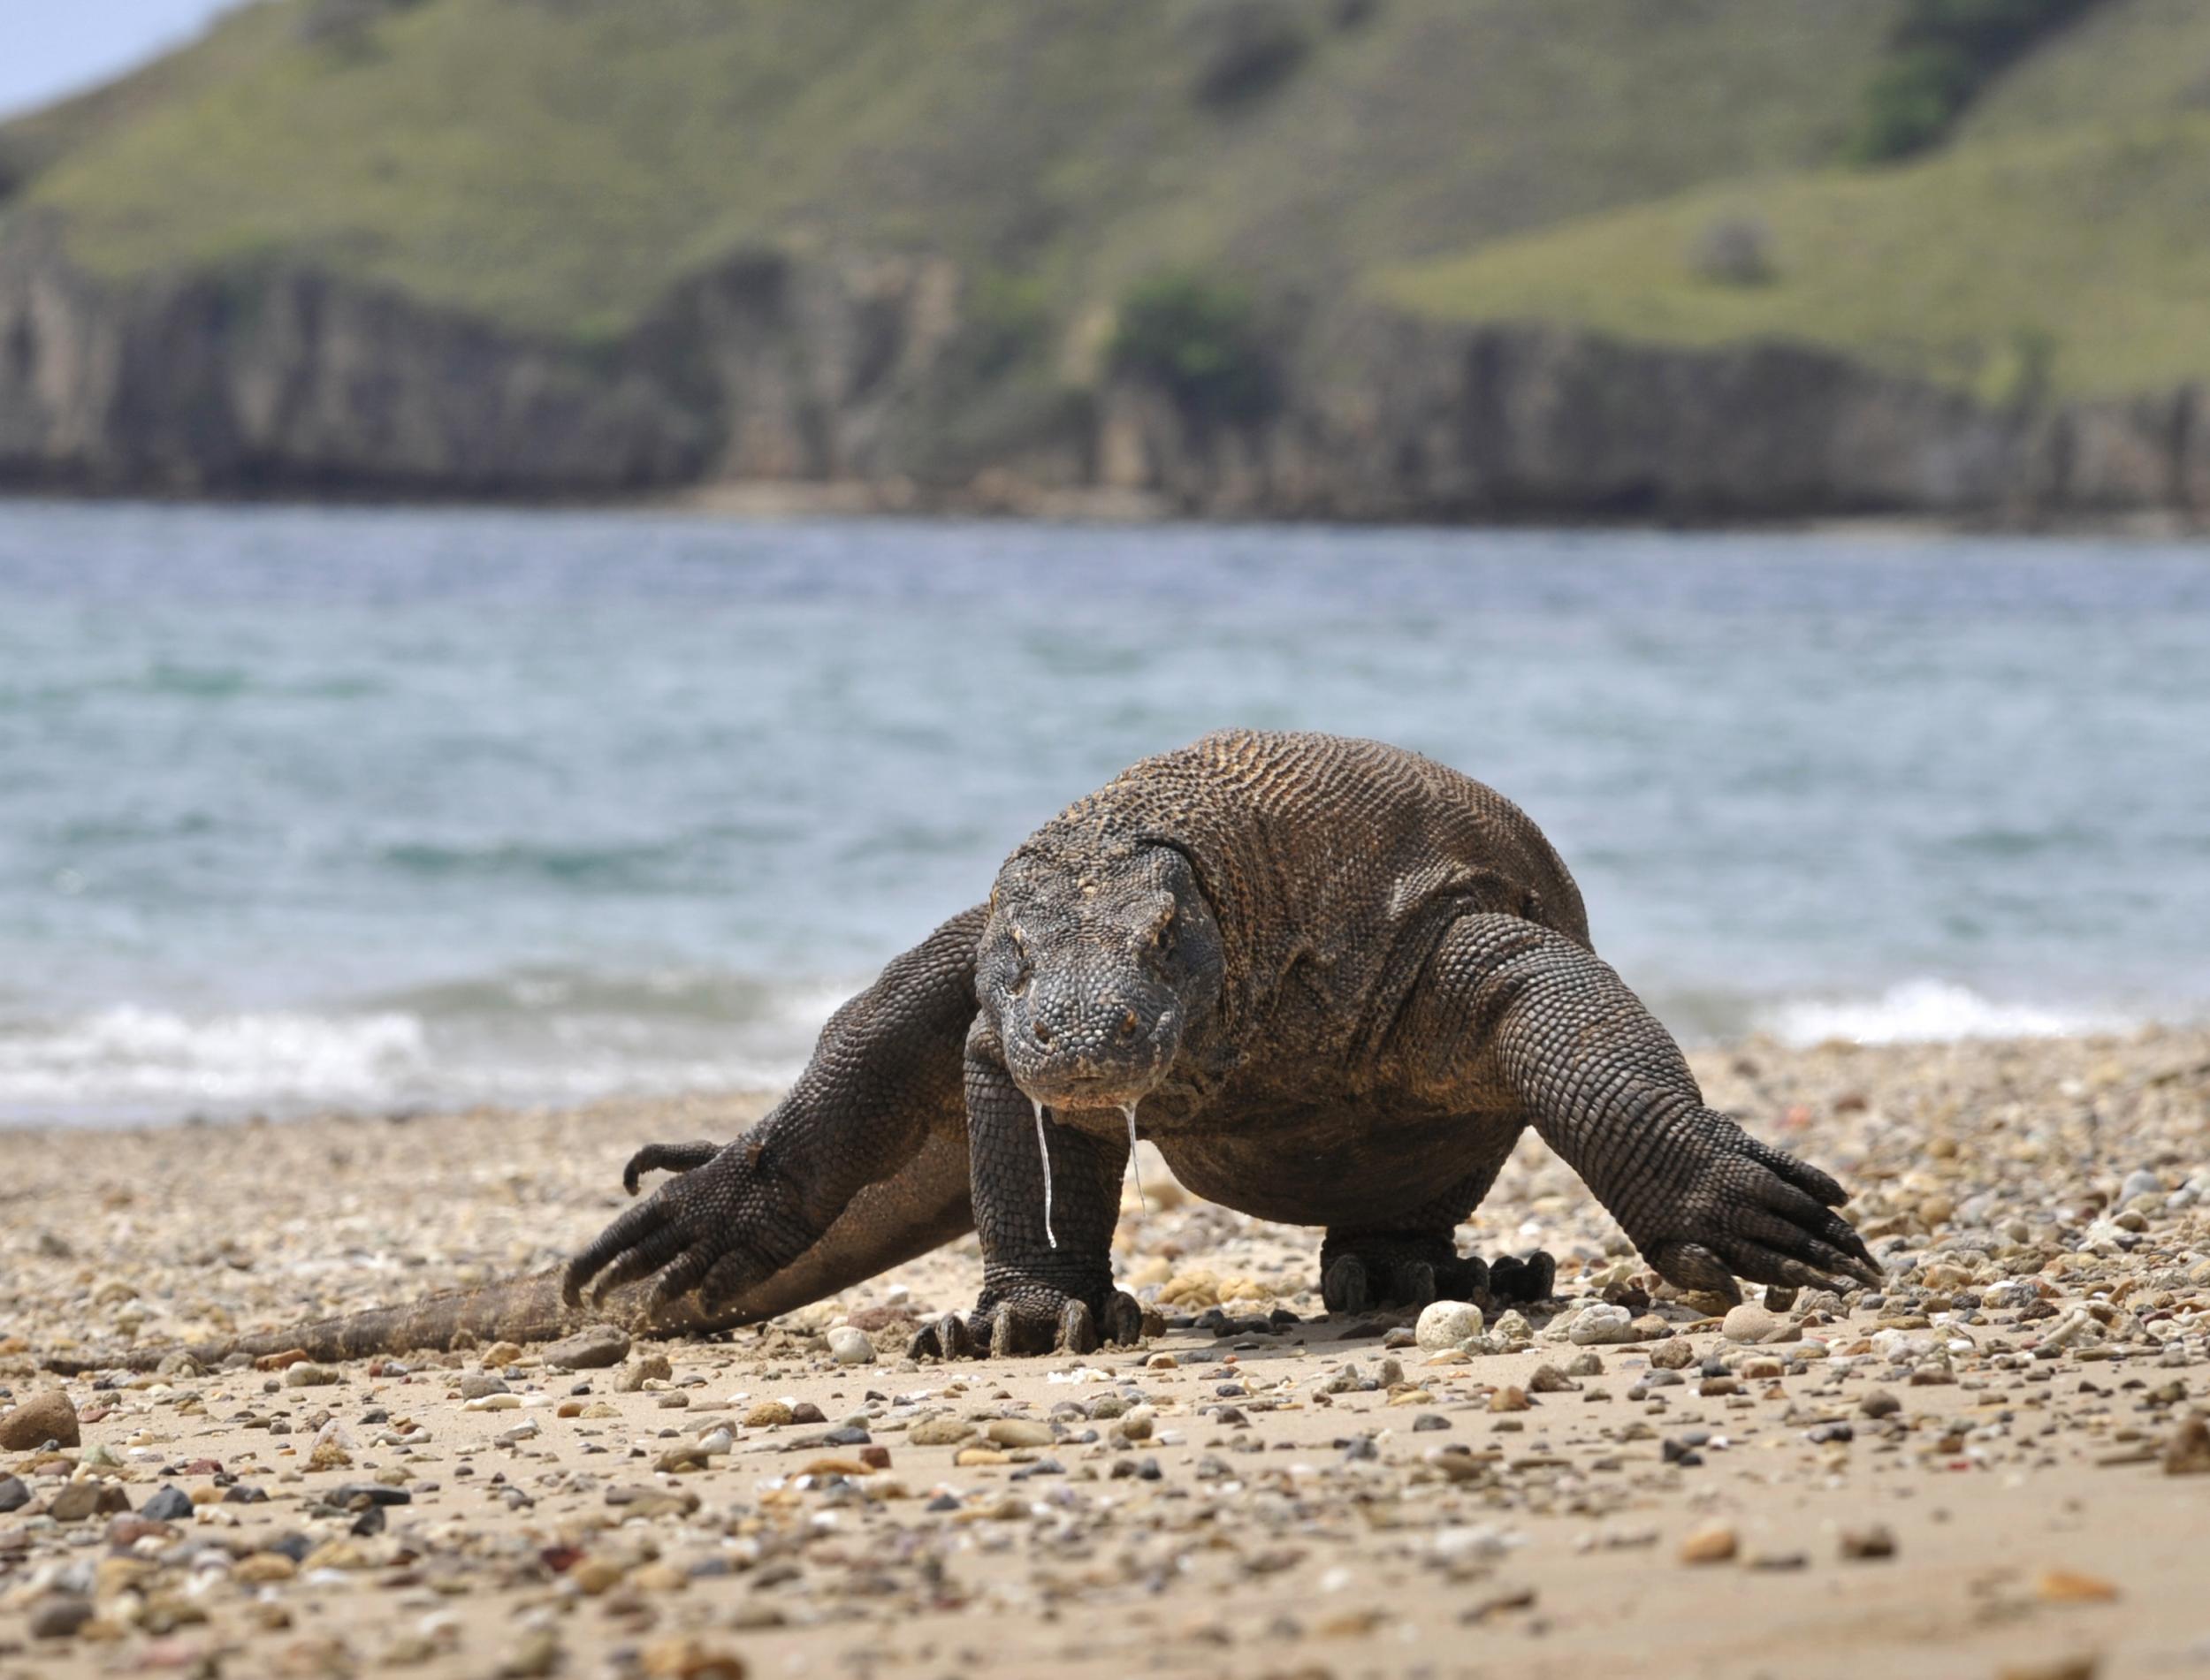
{"left": 1002, "top": 987, "right": 1178, "bottom": 1107}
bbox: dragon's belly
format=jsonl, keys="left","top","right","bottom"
{"left": 1151, "top": 1102, "right": 1520, "bottom": 1229}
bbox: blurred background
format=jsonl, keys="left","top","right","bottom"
{"left": 1, "top": 1, "right": 2205, "bottom": 1121}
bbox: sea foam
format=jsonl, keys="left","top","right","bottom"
{"left": 1754, "top": 978, "right": 2127, "bottom": 1047}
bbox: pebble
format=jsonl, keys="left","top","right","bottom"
{"left": 1678, "top": 1521, "right": 1739, "bottom": 1564}
{"left": 1840, "top": 1524, "right": 1897, "bottom": 1561}
{"left": 1566, "top": 1304, "right": 1639, "bottom": 1346}
{"left": 745, "top": 1401, "right": 796, "bottom": 1428}
{"left": 544, "top": 1324, "right": 631, "bottom": 1369}
{"left": 284, "top": 1362, "right": 339, "bottom": 1387}
{"left": 28, "top": 1594, "right": 95, "bottom": 1639}
{"left": 615, "top": 1353, "right": 674, "bottom": 1393}
{"left": 1722, "top": 1303, "right": 1778, "bottom": 1342}
{"left": 0, "top": 1389, "right": 80, "bottom": 1450}
{"left": 639, "top": 1636, "right": 749, "bottom": 1678}
{"left": 0, "top": 1474, "right": 29, "bottom": 1512}
{"left": 1996, "top": 1661, "right": 2100, "bottom": 1680}
{"left": 827, "top": 1326, "right": 878, "bottom": 1365}
{"left": 908, "top": 1417, "right": 976, "bottom": 1447}
{"left": 1414, "top": 1300, "right": 1483, "bottom": 1350}
{"left": 986, "top": 1418, "right": 1055, "bottom": 1448}
{"left": 2036, "top": 1570, "right": 2122, "bottom": 1604}
{"left": 139, "top": 1485, "right": 194, "bottom": 1523}
{"left": 2162, "top": 1416, "right": 2210, "bottom": 1476}
{"left": 48, "top": 1480, "right": 128, "bottom": 1522}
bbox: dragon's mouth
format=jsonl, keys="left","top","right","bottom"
{"left": 1009, "top": 1064, "right": 1161, "bottom": 1110}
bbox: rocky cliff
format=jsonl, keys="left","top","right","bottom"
{"left": 2, "top": 225, "right": 2201, "bottom": 524}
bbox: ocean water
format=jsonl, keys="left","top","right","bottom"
{"left": 2, "top": 501, "right": 2205, "bottom": 1124}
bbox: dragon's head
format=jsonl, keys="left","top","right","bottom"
{"left": 979, "top": 840, "right": 1223, "bottom": 1109}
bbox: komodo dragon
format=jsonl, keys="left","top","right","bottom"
{"left": 46, "top": 731, "right": 1878, "bottom": 1372}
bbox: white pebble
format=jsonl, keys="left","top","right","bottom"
{"left": 1566, "top": 1303, "right": 1640, "bottom": 1345}
{"left": 1414, "top": 1300, "right": 1483, "bottom": 1350}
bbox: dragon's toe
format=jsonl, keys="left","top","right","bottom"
{"left": 1485, "top": 1250, "right": 1557, "bottom": 1304}
{"left": 1321, "top": 1253, "right": 1371, "bottom": 1315}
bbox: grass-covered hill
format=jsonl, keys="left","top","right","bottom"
{"left": 1, "top": 0, "right": 1902, "bottom": 345}
{"left": 1384, "top": 2, "right": 2210, "bottom": 402}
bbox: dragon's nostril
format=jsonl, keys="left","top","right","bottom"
{"left": 1118, "top": 1009, "right": 1139, "bottom": 1040}
{"left": 1033, "top": 1019, "right": 1054, "bottom": 1044}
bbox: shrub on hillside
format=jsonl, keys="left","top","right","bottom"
{"left": 1109, "top": 272, "right": 1278, "bottom": 424}
{"left": 1688, "top": 214, "right": 1777, "bottom": 287}
{"left": 1847, "top": 0, "right": 2108, "bottom": 164}
{"left": 1188, "top": 0, "right": 1311, "bottom": 107}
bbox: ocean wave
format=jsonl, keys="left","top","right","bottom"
{"left": 0, "top": 977, "right": 846, "bottom": 1124}
{"left": 1753, "top": 979, "right": 2129, "bottom": 1046}
{"left": 0, "top": 1005, "right": 431, "bottom": 1114}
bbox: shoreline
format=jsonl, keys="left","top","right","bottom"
{"left": 4, "top": 1025, "right": 2206, "bottom": 1677}
{"left": 6, "top": 481, "right": 2210, "bottom": 544}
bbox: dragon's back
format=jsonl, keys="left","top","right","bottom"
{"left": 1036, "top": 729, "right": 1590, "bottom": 1055}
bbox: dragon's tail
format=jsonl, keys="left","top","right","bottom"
{"left": 38, "top": 1270, "right": 717, "bottom": 1374}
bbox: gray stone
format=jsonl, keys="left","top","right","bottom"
{"left": 1566, "top": 1304, "right": 1639, "bottom": 1346}
{"left": 139, "top": 1486, "right": 194, "bottom": 1523}
{"left": 545, "top": 1325, "right": 631, "bottom": 1370}
{"left": 28, "top": 1595, "right": 95, "bottom": 1640}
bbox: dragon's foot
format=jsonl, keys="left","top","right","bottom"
{"left": 909, "top": 1286, "right": 1149, "bottom": 1360}
{"left": 1485, "top": 1250, "right": 1557, "bottom": 1304}
{"left": 1321, "top": 1248, "right": 1489, "bottom": 1315}
{"left": 1319, "top": 1234, "right": 1558, "bottom": 1315}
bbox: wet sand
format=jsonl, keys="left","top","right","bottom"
{"left": 4, "top": 1028, "right": 2207, "bottom": 1680}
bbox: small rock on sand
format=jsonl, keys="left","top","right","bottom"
{"left": 1414, "top": 1300, "right": 1483, "bottom": 1350}
{"left": 827, "top": 1326, "right": 877, "bottom": 1365}
{"left": 1722, "top": 1303, "right": 1778, "bottom": 1342}
{"left": 0, "top": 1389, "right": 80, "bottom": 1450}
{"left": 908, "top": 1417, "right": 975, "bottom": 1447}
{"left": 616, "top": 1353, "right": 674, "bottom": 1392}
{"left": 1566, "top": 1304, "right": 1638, "bottom": 1345}
{"left": 2161, "top": 1416, "right": 2210, "bottom": 1475}
{"left": 1840, "top": 1524, "right": 1897, "bottom": 1561}
{"left": 1678, "top": 1521, "right": 1738, "bottom": 1564}
{"left": 545, "top": 1325, "right": 631, "bottom": 1370}
{"left": 28, "top": 1594, "right": 95, "bottom": 1639}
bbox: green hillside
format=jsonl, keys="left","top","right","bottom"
{"left": 1380, "top": 114, "right": 2210, "bottom": 403}
{"left": 1380, "top": 0, "right": 2210, "bottom": 402}
{"left": 1, "top": 0, "right": 1898, "bottom": 340}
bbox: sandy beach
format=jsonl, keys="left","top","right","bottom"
{"left": 4, "top": 1027, "right": 2206, "bottom": 1680}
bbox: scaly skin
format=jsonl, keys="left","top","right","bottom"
{"left": 50, "top": 732, "right": 1877, "bottom": 1372}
